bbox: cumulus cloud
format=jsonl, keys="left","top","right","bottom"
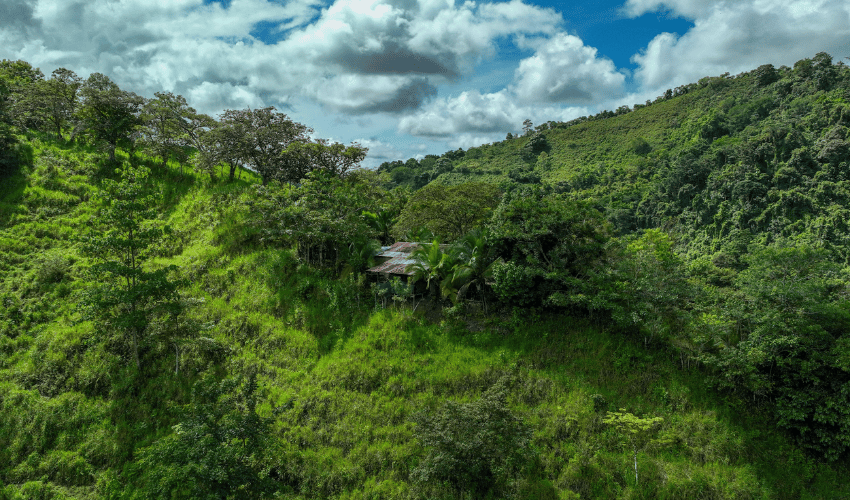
{"left": 0, "top": 0, "right": 569, "bottom": 118}
{"left": 623, "top": 0, "right": 717, "bottom": 18}
{"left": 399, "top": 90, "right": 516, "bottom": 138}
{"left": 397, "top": 32, "right": 615, "bottom": 140}
{"left": 186, "top": 81, "right": 267, "bottom": 113}
{"left": 398, "top": 89, "right": 587, "bottom": 139}
{"left": 628, "top": 0, "right": 850, "bottom": 92}
{"left": 350, "top": 137, "right": 411, "bottom": 168}
{"left": 512, "top": 33, "right": 625, "bottom": 104}
{"left": 284, "top": 0, "right": 562, "bottom": 81}
{"left": 1, "top": 0, "right": 40, "bottom": 31}
{"left": 306, "top": 74, "right": 437, "bottom": 114}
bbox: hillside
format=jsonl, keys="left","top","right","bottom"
{"left": 0, "top": 54, "right": 849, "bottom": 499}
{"left": 381, "top": 53, "right": 850, "bottom": 258}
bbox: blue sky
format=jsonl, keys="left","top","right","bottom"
{"left": 1, "top": 0, "right": 848, "bottom": 166}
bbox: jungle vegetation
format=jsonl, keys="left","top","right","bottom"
{"left": 0, "top": 53, "right": 849, "bottom": 499}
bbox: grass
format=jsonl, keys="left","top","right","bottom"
{"left": 0, "top": 126, "right": 848, "bottom": 499}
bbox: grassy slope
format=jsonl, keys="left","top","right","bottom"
{"left": 0, "top": 133, "right": 848, "bottom": 499}
{"left": 424, "top": 78, "right": 713, "bottom": 190}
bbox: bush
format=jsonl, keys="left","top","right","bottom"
{"left": 36, "top": 252, "right": 70, "bottom": 284}
{"left": 127, "top": 374, "right": 280, "bottom": 499}
{"left": 410, "top": 380, "right": 534, "bottom": 498}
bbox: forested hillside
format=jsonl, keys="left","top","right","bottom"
{"left": 0, "top": 54, "right": 848, "bottom": 499}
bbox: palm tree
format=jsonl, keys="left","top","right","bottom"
{"left": 406, "top": 239, "right": 455, "bottom": 300}
{"left": 444, "top": 228, "right": 496, "bottom": 309}
{"left": 362, "top": 209, "right": 396, "bottom": 245}
{"left": 340, "top": 235, "right": 379, "bottom": 274}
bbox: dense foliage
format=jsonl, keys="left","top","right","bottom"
{"left": 1, "top": 54, "right": 849, "bottom": 499}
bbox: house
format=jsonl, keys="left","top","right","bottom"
{"left": 367, "top": 242, "right": 421, "bottom": 279}
{"left": 367, "top": 241, "right": 452, "bottom": 278}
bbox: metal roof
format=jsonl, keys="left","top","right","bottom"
{"left": 367, "top": 242, "right": 447, "bottom": 276}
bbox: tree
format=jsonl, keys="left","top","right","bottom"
{"left": 277, "top": 139, "right": 367, "bottom": 185}
{"left": 193, "top": 113, "right": 243, "bottom": 182}
{"left": 0, "top": 59, "right": 45, "bottom": 130}
{"left": 138, "top": 92, "right": 194, "bottom": 171}
{"left": 488, "top": 188, "right": 610, "bottom": 307}
{"left": 410, "top": 380, "right": 533, "bottom": 498}
{"left": 0, "top": 76, "right": 21, "bottom": 178}
{"left": 14, "top": 67, "right": 82, "bottom": 141}
{"left": 251, "top": 170, "right": 380, "bottom": 267}
{"left": 442, "top": 228, "right": 497, "bottom": 307}
{"left": 302, "top": 139, "right": 367, "bottom": 177}
{"left": 603, "top": 410, "right": 666, "bottom": 485}
{"left": 590, "top": 230, "right": 693, "bottom": 346}
{"left": 522, "top": 119, "right": 533, "bottom": 135}
{"left": 405, "top": 239, "right": 456, "bottom": 300}
{"left": 393, "top": 182, "right": 502, "bottom": 241}
{"left": 754, "top": 63, "right": 779, "bottom": 87}
{"left": 41, "top": 68, "right": 82, "bottom": 141}
{"left": 128, "top": 373, "right": 280, "bottom": 498}
{"left": 81, "top": 165, "right": 183, "bottom": 370}
{"left": 220, "top": 107, "right": 311, "bottom": 185}
{"left": 699, "top": 245, "right": 850, "bottom": 460}
{"left": 362, "top": 209, "right": 396, "bottom": 245}
{"left": 78, "top": 73, "right": 143, "bottom": 161}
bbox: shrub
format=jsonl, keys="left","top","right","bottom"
{"left": 410, "top": 380, "right": 534, "bottom": 497}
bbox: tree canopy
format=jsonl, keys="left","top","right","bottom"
{"left": 393, "top": 182, "right": 501, "bottom": 241}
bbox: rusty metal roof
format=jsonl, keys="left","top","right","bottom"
{"left": 368, "top": 242, "right": 420, "bottom": 275}
{"left": 367, "top": 242, "right": 447, "bottom": 276}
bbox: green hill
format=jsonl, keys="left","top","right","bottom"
{"left": 0, "top": 54, "right": 849, "bottom": 499}
{"left": 382, "top": 53, "right": 850, "bottom": 258}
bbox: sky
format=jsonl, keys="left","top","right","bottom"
{"left": 1, "top": 0, "right": 848, "bottom": 167}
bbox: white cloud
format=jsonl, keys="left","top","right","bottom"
{"left": 629, "top": 0, "right": 850, "bottom": 92}
{"left": 512, "top": 33, "right": 625, "bottom": 104}
{"left": 398, "top": 89, "right": 587, "bottom": 139}
{"left": 186, "top": 81, "right": 267, "bottom": 113}
{"left": 0, "top": 0, "right": 569, "bottom": 118}
{"left": 354, "top": 137, "right": 409, "bottom": 168}
{"left": 302, "top": 74, "right": 437, "bottom": 114}
{"left": 8, "top": 0, "right": 843, "bottom": 163}
{"left": 622, "top": 0, "right": 717, "bottom": 18}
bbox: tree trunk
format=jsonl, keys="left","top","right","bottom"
{"left": 633, "top": 445, "right": 638, "bottom": 485}
{"left": 132, "top": 328, "right": 141, "bottom": 370}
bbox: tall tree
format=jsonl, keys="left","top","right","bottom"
{"left": 36, "top": 68, "right": 82, "bottom": 141}
{"left": 182, "top": 111, "right": 220, "bottom": 180}
{"left": 0, "top": 59, "right": 45, "bottom": 130}
{"left": 0, "top": 78, "right": 19, "bottom": 178}
{"left": 220, "top": 107, "right": 311, "bottom": 185}
{"left": 305, "top": 139, "right": 368, "bottom": 177}
{"left": 252, "top": 170, "right": 379, "bottom": 266}
{"left": 138, "top": 91, "right": 194, "bottom": 170}
{"left": 393, "top": 182, "right": 502, "bottom": 241}
{"left": 130, "top": 374, "right": 279, "bottom": 498}
{"left": 488, "top": 188, "right": 610, "bottom": 307}
{"left": 78, "top": 73, "right": 143, "bottom": 162}
{"left": 406, "top": 239, "right": 456, "bottom": 300}
{"left": 81, "top": 165, "right": 183, "bottom": 370}
{"left": 443, "top": 228, "right": 497, "bottom": 306}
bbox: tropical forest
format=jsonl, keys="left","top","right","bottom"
{"left": 0, "top": 52, "right": 849, "bottom": 499}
